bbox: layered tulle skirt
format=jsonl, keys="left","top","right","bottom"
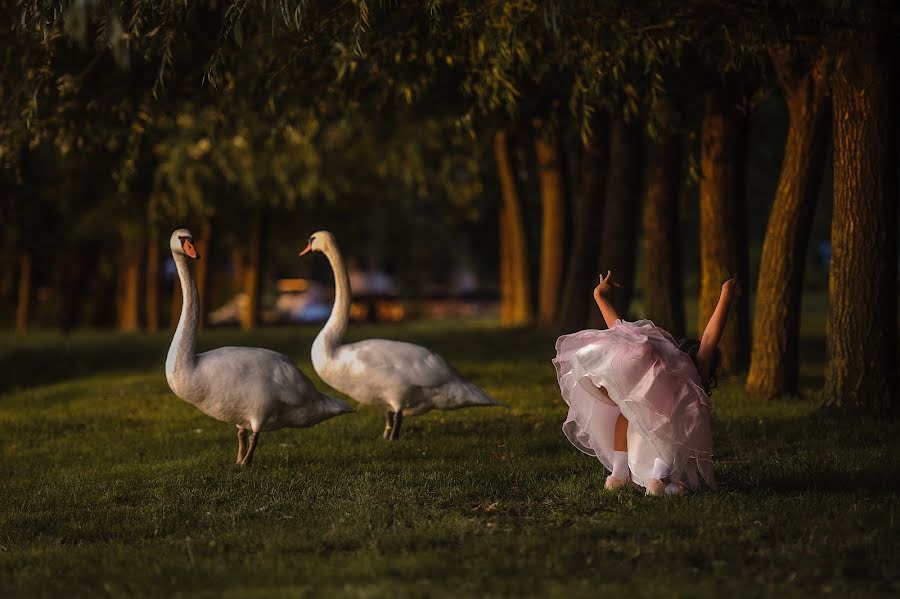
{"left": 553, "top": 319, "right": 715, "bottom": 490}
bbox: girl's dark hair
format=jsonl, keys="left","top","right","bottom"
{"left": 677, "top": 338, "right": 720, "bottom": 395}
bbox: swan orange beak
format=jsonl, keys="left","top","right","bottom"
{"left": 299, "top": 242, "right": 312, "bottom": 256}
{"left": 182, "top": 238, "right": 200, "bottom": 260}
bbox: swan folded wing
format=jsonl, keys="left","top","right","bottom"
{"left": 196, "top": 347, "right": 316, "bottom": 405}
{"left": 349, "top": 339, "right": 458, "bottom": 389}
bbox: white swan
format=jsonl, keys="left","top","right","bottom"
{"left": 165, "top": 228, "right": 352, "bottom": 464}
{"left": 299, "top": 230, "right": 499, "bottom": 440}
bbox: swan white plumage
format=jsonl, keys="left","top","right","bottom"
{"left": 299, "top": 230, "right": 499, "bottom": 440}
{"left": 165, "top": 228, "right": 352, "bottom": 464}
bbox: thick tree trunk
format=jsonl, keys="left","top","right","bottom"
{"left": 145, "top": 236, "right": 160, "bottom": 332}
{"left": 116, "top": 242, "right": 142, "bottom": 332}
{"left": 823, "top": 36, "right": 897, "bottom": 416}
{"left": 15, "top": 251, "right": 31, "bottom": 333}
{"left": 495, "top": 130, "right": 533, "bottom": 325}
{"left": 642, "top": 116, "right": 685, "bottom": 339}
{"left": 747, "top": 46, "right": 831, "bottom": 398}
{"left": 534, "top": 131, "right": 567, "bottom": 327}
{"left": 590, "top": 117, "right": 643, "bottom": 328}
{"left": 240, "top": 209, "right": 266, "bottom": 330}
{"left": 558, "top": 121, "right": 610, "bottom": 332}
{"left": 698, "top": 89, "right": 750, "bottom": 373}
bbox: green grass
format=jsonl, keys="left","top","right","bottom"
{"left": 1, "top": 321, "right": 898, "bottom": 597}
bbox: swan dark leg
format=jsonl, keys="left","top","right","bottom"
{"left": 383, "top": 411, "right": 396, "bottom": 440}
{"left": 236, "top": 428, "right": 249, "bottom": 464}
{"left": 389, "top": 410, "right": 404, "bottom": 441}
{"left": 240, "top": 432, "right": 260, "bottom": 465}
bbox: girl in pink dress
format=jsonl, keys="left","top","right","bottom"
{"left": 553, "top": 271, "right": 738, "bottom": 496}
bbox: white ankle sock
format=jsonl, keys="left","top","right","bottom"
{"left": 651, "top": 457, "right": 670, "bottom": 481}
{"left": 611, "top": 451, "right": 629, "bottom": 479}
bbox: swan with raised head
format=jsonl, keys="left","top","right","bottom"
{"left": 299, "top": 230, "right": 499, "bottom": 440}
{"left": 166, "top": 228, "right": 352, "bottom": 464}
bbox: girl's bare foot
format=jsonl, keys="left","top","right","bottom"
{"left": 604, "top": 475, "right": 630, "bottom": 490}
{"left": 645, "top": 479, "right": 666, "bottom": 496}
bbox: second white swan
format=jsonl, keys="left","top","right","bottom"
{"left": 299, "top": 230, "right": 499, "bottom": 440}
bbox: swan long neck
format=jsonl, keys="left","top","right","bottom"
{"left": 166, "top": 252, "right": 199, "bottom": 382}
{"left": 316, "top": 242, "right": 351, "bottom": 355}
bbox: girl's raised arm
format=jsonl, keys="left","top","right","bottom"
{"left": 697, "top": 278, "right": 739, "bottom": 380}
{"left": 593, "top": 270, "right": 622, "bottom": 328}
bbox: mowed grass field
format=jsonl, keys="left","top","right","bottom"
{"left": 1, "top": 319, "right": 899, "bottom": 597}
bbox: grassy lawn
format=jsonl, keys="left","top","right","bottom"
{"left": 1, "top": 320, "right": 898, "bottom": 597}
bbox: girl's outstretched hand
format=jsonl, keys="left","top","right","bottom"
{"left": 722, "top": 276, "right": 741, "bottom": 296}
{"left": 593, "top": 270, "right": 621, "bottom": 299}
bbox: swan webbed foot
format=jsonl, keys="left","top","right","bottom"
{"left": 383, "top": 411, "right": 396, "bottom": 440}
{"left": 236, "top": 428, "right": 249, "bottom": 465}
{"left": 388, "top": 410, "right": 403, "bottom": 441}
{"left": 240, "top": 431, "right": 260, "bottom": 465}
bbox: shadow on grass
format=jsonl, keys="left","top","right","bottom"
{"left": 0, "top": 324, "right": 557, "bottom": 394}
{"left": 717, "top": 411, "right": 900, "bottom": 495}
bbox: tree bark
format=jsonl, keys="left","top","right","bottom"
{"left": 240, "top": 208, "right": 266, "bottom": 330}
{"left": 698, "top": 89, "right": 750, "bottom": 373}
{"left": 15, "top": 251, "right": 31, "bottom": 333}
{"left": 494, "top": 129, "right": 534, "bottom": 325}
{"left": 823, "top": 35, "right": 897, "bottom": 416}
{"left": 747, "top": 45, "right": 831, "bottom": 399}
{"left": 534, "top": 130, "right": 567, "bottom": 327}
{"left": 558, "top": 121, "right": 610, "bottom": 332}
{"left": 116, "top": 242, "right": 142, "bottom": 332}
{"left": 642, "top": 112, "right": 685, "bottom": 339}
{"left": 590, "top": 117, "right": 643, "bottom": 328}
{"left": 145, "top": 235, "right": 160, "bottom": 332}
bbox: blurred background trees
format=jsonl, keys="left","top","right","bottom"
{"left": 1, "top": 0, "right": 897, "bottom": 417}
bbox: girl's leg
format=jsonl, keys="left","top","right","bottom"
{"left": 614, "top": 412, "right": 628, "bottom": 451}
{"left": 603, "top": 387, "right": 630, "bottom": 488}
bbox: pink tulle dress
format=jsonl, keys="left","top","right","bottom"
{"left": 553, "top": 319, "right": 715, "bottom": 490}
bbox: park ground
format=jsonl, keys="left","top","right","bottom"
{"left": 1, "top": 317, "right": 899, "bottom": 597}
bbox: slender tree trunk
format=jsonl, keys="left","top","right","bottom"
{"left": 145, "top": 235, "right": 160, "bottom": 332}
{"left": 558, "top": 121, "right": 610, "bottom": 332}
{"left": 747, "top": 46, "right": 831, "bottom": 398}
{"left": 116, "top": 242, "right": 142, "bottom": 332}
{"left": 642, "top": 111, "right": 685, "bottom": 338}
{"left": 494, "top": 129, "right": 533, "bottom": 325}
{"left": 240, "top": 208, "right": 266, "bottom": 330}
{"left": 823, "top": 36, "right": 897, "bottom": 416}
{"left": 15, "top": 251, "right": 31, "bottom": 333}
{"left": 534, "top": 130, "right": 567, "bottom": 327}
{"left": 698, "top": 89, "right": 750, "bottom": 373}
{"left": 194, "top": 221, "right": 212, "bottom": 330}
{"left": 590, "top": 117, "right": 643, "bottom": 328}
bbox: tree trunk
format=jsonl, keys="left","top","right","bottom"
{"left": 747, "top": 46, "right": 831, "bottom": 398}
{"left": 558, "top": 121, "right": 610, "bottom": 332}
{"left": 15, "top": 251, "right": 31, "bottom": 333}
{"left": 194, "top": 222, "right": 212, "bottom": 330}
{"left": 116, "top": 242, "right": 142, "bottom": 332}
{"left": 240, "top": 209, "right": 266, "bottom": 330}
{"left": 590, "top": 117, "right": 643, "bottom": 328}
{"left": 494, "top": 129, "right": 534, "bottom": 325}
{"left": 823, "top": 36, "right": 897, "bottom": 416}
{"left": 145, "top": 236, "right": 160, "bottom": 332}
{"left": 642, "top": 113, "right": 685, "bottom": 339}
{"left": 698, "top": 89, "right": 750, "bottom": 373}
{"left": 534, "top": 130, "right": 567, "bottom": 327}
